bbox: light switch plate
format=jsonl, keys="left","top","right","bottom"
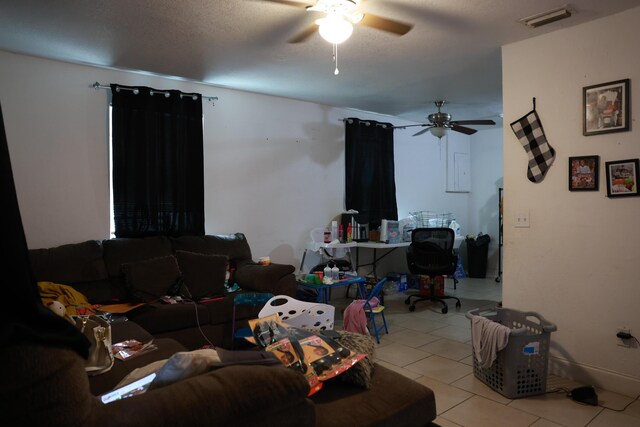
{"left": 515, "top": 212, "right": 530, "bottom": 228}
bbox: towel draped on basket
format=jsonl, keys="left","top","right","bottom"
{"left": 471, "top": 314, "right": 511, "bottom": 369}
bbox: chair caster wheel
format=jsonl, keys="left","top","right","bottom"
{"left": 404, "top": 298, "right": 411, "bottom": 305}
{"left": 409, "top": 305, "right": 416, "bottom": 312}
{"left": 441, "top": 306, "right": 448, "bottom": 314}
{"left": 495, "top": 277, "right": 501, "bottom": 283}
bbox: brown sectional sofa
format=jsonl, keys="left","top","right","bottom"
{"left": 29, "top": 233, "right": 297, "bottom": 349}
{"left": 23, "top": 234, "right": 438, "bottom": 426}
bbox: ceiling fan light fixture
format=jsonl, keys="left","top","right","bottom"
{"left": 350, "top": 12, "right": 365, "bottom": 24}
{"left": 317, "top": 14, "right": 353, "bottom": 44}
{"left": 429, "top": 126, "right": 447, "bottom": 139}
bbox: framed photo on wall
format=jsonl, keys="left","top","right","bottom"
{"left": 583, "top": 79, "right": 630, "bottom": 136}
{"left": 569, "top": 155, "right": 599, "bottom": 191}
{"left": 605, "top": 158, "right": 639, "bottom": 198}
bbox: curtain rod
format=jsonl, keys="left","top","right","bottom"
{"left": 339, "top": 118, "right": 391, "bottom": 128}
{"left": 92, "top": 82, "right": 218, "bottom": 104}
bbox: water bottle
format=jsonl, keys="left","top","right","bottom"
{"left": 331, "top": 221, "right": 338, "bottom": 241}
{"left": 323, "top": 263, "right": 332, "bottom": 282}
{"left": 449, "top": 218, "right": 461, "bottom": 236}
{"left": 331, "top": 263, "right": 340, "bottom": 281}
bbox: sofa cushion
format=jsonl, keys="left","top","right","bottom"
{"left": 234, "top": 263, "right": 296, "bottom": 292}
{"left": 102, "top": 236, "right": 174, "bottom": 301}
{"left": 312, "top": 363, "right": 437, "bottom": 427}
{"left": 102, "top": 236, "right": 173, "bottom": 278}
{"left": 29, "top": 240, "right": 107, "bottom": 283}
{"left": 122, "top": 255, "right": 182, "bottom": 303}
{"left": 170, "top": 233, "right": 252, "bottom": 261}
{"left": 127, "top": 302, "right": 211, "bottom": 334}
{"left": 29, "top": 240, "right": 111, "bottom": 303}
{"left": 175, "top": 250, "right": 227, "bottom": 300}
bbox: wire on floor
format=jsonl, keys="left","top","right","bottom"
{"left": 181, "top": 284, "right": 215, "bottom": 348}
{"left": 546, "top": 387, "right": 640, "bottom": 411}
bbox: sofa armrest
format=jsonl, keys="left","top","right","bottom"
{"left": 91, "top": 365, "right": 314, "bottom": 427}
{"left": 235, "top": 262, "right": 297, "bottom": 297}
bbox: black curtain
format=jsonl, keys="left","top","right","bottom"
{"left": 0, "top": 101, "right": 89, "bottom": 355}
{"left": 111, "top": 84, "right": 204, "bottom": 238}
{"left": 345, "top": 118, "right": 398, "bottom": 229}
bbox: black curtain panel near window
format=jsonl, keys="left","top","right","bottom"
{"left": 110, "top": 84, "right": 205, "bottom": 238}
{"left": 345, "top": 118, "right": 398, "bottom": 230}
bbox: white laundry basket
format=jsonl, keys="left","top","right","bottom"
{"left": 259, "top": 295, "right": 335, "bottom": 332}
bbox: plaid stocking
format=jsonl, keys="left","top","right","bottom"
{"left": 510, "top": 99, "right": 556, "bottom": 183}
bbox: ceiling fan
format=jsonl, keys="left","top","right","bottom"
{"left": 393, "top": 100, "right": 496, "bottom": 139}
{"left": 263, "top": 0, "right": 413, "bottom": 44}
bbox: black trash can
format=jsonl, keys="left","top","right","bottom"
{"left": 466, "top": 234, "right": 491, "bottom": 278}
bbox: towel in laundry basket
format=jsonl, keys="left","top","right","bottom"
{"left": 471, "top": 315, "right": 511, "bottom": 369}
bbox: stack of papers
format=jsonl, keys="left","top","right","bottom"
{"left": 112, "top": 339, "right": 158, "bottom": 360}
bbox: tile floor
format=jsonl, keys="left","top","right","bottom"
{"left": 330, "top": 277, "right": 640, "bottom": 427}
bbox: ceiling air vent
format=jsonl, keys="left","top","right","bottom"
{"left": 520, "top": 6, "right": 572, "bottom": 28}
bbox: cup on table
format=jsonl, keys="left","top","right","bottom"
{"left": 258, "top": 256, "right": 271, "bottom": 265}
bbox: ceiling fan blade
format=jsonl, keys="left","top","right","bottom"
{"left": 451, "top": 119, "right": 496, "bottom": 126}
{"left": 287, "top": 23, "right": 318, "bottom": 43}
{"left": 262, "top": 0, "right": 310, "bottom": 8}
{"left": 413, "top": 127, "right": 432, "bottom": 136}
{"left": 451, "top": 124, "right": 477, "bottom": 135}
{"left": 391, "top": 124, "right": 428, "bottom": 129}
{"left": 359, "top": 13, "right": 413, "bottom": 35}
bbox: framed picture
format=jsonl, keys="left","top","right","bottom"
{"left": 569, "top": 155, "right": 599, "bottom": 191}
{"left": 605, "top": 159, "right": 639, "bottom": 197}
{"left": 583, "top": 79, "right": 630, "bottom": 136}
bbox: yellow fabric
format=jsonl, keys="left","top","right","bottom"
{"left": 38, "top": 281, "right": 94, "bottom": 315}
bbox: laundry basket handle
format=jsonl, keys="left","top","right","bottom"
{"left": 520, "top": 311, "right": 557, "bottom": 333}
{"left": 465, "top": 308, "right": 557, "bottom": 334}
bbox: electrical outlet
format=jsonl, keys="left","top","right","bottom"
{"left": 617, "top": 327, "right": 631, "bottom": 347}
{"left": 515, "top": 212, "right": 530, "bottom": 228}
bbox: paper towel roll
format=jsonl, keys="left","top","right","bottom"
{"left": 380, "top": 219, "right": 388, "bottom": 243}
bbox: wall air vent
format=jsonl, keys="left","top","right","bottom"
{"left": 520, "top": 6, "right": 572, "bottom": 28}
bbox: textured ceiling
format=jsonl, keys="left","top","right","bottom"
{"left": 1, "top": 0, "right": 638, "bottom": 126}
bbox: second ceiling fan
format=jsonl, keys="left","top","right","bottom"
{"left": 263, "top": 0, "right": 413, "bottom": 44}
{"left": 394, "top": 101, "right": 497, "bottom": 139}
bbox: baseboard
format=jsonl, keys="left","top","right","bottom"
{"left": 549, "top": 355, "right": 640, "bottom": 398}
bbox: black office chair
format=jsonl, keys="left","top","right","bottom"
{"left": 405, "top": 228, "right": 462, "bottom": 314}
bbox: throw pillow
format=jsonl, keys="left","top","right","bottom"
{"left": 121, "top": 255, "right": 182, "bottom": 303}
{"left": 331, "top": 330, "right": 376, "bottom": 388}
{"left": 175, "top": 250, "right": 228, "bottom": 300}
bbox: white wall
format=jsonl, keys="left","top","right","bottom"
{"left": 502, "top": 7, "right": 640, "bottom": 396}
{"left": 468, "top": 127, "right": 504, "bottom": 279}
{"left": 0, "top": 50, "right": 501, "bottom": 278}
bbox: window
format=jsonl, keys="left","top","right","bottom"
{"left": 344, "top": 118, "right": 398, "bottom": 229}
{"left": 109, "top": 84, "right": 204, "bottom": 238}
